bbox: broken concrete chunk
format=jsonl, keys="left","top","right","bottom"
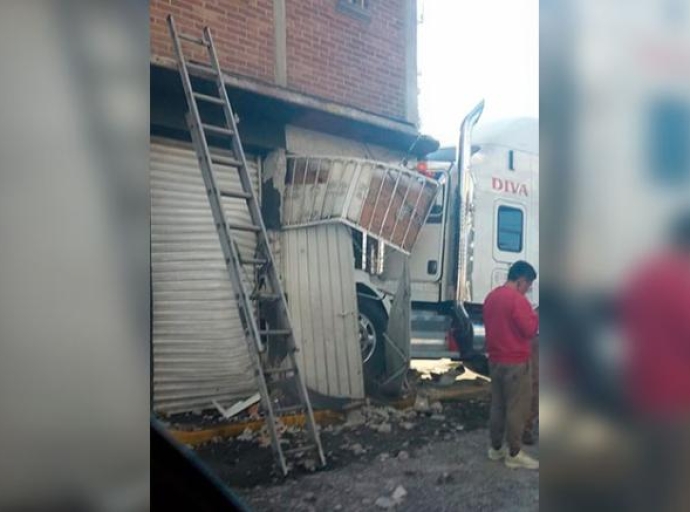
{"left": 350, "top": 443, "right": 366, "bottom": 455}
{"left": 379, "top": 453, "right": 390, "bottom": 462}
{"left": 375, "top": 497, "right": 396, "bottom": 509}
{"left": 345, "top": 409, "right": 365, "bottom": 427}
{"left": 392, "top": 485, "right": 407, "bottom": 502}
{"left": 401, "top": 422, "right": 415, "bottom": 430}
{"left": 237, "top": 428, "right": 254, "bottom": 442}
{"left": 377, "top": 423, "right": 392, "bottom": 434}
{"left": 430, "top": 414, "right": 446, "bottom": 421}
{"left": 397, "top": 450, "right": 409, "bottom": 460}
{"left": 413, "top": 396, "right": 430, "bottom": 413}
{"left": 430, "top": 401, "right": 443, "bottom": 413}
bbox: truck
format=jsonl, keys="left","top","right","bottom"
{"left": 352, "top": 102, "right": 540, "bottom": 377}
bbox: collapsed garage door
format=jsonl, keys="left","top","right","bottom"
{"left": 151, "top": 137, "right": 261, "bottom": 414}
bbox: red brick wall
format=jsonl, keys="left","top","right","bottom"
{"left": 150, "top": 0, "right": 275, "bottom": 82}
{"left": 286, "top": 0, "right": 407, "bottom": 120}
{"left": 150, "top": 0, "right": 408, "bottom": 120}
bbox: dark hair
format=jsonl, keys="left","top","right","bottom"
{"left": 670, "top": 210, "right": 690, "bottom": 250}
{"left": 507, "top": 260, "right": 537, "bottom": 282}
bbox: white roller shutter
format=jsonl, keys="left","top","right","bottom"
{"left": 151, "top": 137, "right": 260, "bottom": 414}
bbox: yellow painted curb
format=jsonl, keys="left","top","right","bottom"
{"left": 169, "top": 409, "right": 345, "bottom": 447}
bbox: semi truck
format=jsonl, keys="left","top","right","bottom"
{"left": 353, "top": 102, "right": 540, "bottom": 376}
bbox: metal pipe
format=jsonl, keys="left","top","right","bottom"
{"left": 453, "top": 100, "right": 484, "bottom": 303}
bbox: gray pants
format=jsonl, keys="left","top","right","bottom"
{"left": 489, "top": 361, "right": 532, "bottom": 455}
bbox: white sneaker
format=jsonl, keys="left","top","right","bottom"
{"left": 488, "top": 446, "right": 508, "bottom": 461}
{"left": 505, "top": 450, "right": 539, "bottom": 470}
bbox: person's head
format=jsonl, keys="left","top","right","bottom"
{"left": 507, "top": 260, "right": 537, "bottom": 295}
{"left": 669, "top": 210, "right": 690, "bottom": 256}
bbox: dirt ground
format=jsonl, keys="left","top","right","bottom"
{"left": 188, "top": 363, "right": 539, "bottom": 512}
{"left": 235, "top": 429, "right": 539, "bottom": 512}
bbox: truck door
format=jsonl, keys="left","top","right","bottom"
{"left": 491, "top": 201, "right": 527, "bottom": 294}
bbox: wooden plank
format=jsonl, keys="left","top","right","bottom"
{"left": 308, "top": 227, "right": 328, "bottom": 393}
{"left": 319, "top": 226, "right": 339, "bottom": 396}
{"left": 327, "top": 225, "right": 350, "bottom": 396}
{"left": 336, "top": 225, "right": 365, "bottom": 398}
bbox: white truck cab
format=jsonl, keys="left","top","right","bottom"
{"left": 355, "top": 105, "right": 539, "bottom": 366}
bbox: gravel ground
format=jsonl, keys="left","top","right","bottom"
{"left": 235, "top": 429, "right": 539, "bottom": 511}
{"left": 187, "top": 362, "right": 538, "bottom": 511}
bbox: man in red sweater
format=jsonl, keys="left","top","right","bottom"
{"left": 484, "top": 260, "right": 539, "bottom": 469}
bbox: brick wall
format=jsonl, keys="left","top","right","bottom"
{"left": 286, "top": 0, "right": 407, "bottom": 120}
{"left": 151, "top": 0, "right": 275, "bottom": 82}
{"left": 150, "top": 0, "right": 409, "bottom": 121}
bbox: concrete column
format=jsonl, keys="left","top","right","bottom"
{"left": 273, "top": 0, "right": 287, "bottom": 86}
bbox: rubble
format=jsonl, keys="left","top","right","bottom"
{"left": 430, "top": 414, "right": 446, "bottom": 421}
{"left": 304, "top": 492, "right": 316, "bottom": 502}
{"left": 392, "top": 485, "right": 408, "bottom": 502}
{"left": 401, "top": 422, "right": 415, "bottom": 430}
{"left": 397, "top": 450, "right": 410, "bottom": 460}
{"left": 377, "top": 423, "right": 393, "bottom": 434}
{"left": 436, "top": 472, "right": 454, "bottom": 485}
{"left": 237, "top": 428, "right": 254, "bottom": 442}
{"left": 375, "top": 496, "right": 396, "bottom": 509}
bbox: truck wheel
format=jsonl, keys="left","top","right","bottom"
{"left": 357, "top": 296, "right": 388, "bottom": 382}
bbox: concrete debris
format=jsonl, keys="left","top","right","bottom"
{"left": 455, "top": 425, "right": 465, "bottom": 431}
{"left": 414, "top": 396, "right": 430, "bottom": 413}
{"left": 430, "top": 401, "right": 444, "bottom": 413}
{"left": 304, "top": 492, "right": 316, "bottom": 502}
{"left": 345, "top": 409, "right": 366, "bottom": 427}
{"left": 379, "top": 453, "right": 390, "bottom": 462}
{"left": 301, "top": 459, "right": 317, "bottom": 472}
{"left": 401, "top": 422, "right": 415, "bottom": 431}
{"left": 350, "top": 443, "right": 366, "bottom": 455}
{"left": 397, "top": 450, "right": 409, "bottom": 460}
{"left": 375, "top": 496, "right": 396, "bottom": 509}
{"left": 443, "top": 434, "right": 453, "bottom": 441}
{"left": 392, "top": 485, "right": 408, "bottom": 502}
{"left": 430, "top": 414, "right": 446, "bottom": 421}
{"left": 377, "top": 422, "right": 392, "bottom": 434}
{"left": 334, "top": 505, "right": 343, "bottom": 511}
{"left": 237, "top": 428, "right": 254, "bottom": 442}
{"left": 436, "top": 472, "right": 454, "bottom": 485}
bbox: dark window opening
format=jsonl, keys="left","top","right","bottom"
{"left": 508, "top": 150, "right": 515, "bottom": 171}
{"left": 337, "top": 0, "right": 371, "bottom": 20}
{"left": 426, "top": 181, "right": 445, "bottom": 224}
{"left": 497, "top": 206, "right": 523, "bottom": 253}
{"left": 649, "top": 98, "right": 690, "bottom": 186}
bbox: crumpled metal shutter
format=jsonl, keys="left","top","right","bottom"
{"left": 151, "top": 137, "right": 260, "bottom": 414}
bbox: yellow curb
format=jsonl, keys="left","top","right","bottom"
{"left": 169, "top": 409, "right": 345, "bottom": 447}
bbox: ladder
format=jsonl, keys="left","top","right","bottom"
{"left": 166, "top": 15, "right": 325, "bottom": 475}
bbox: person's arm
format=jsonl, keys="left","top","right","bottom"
{"left": 512, "top": 296, "right": 539, "bottom": 339}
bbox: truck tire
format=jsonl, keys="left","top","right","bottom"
{"left": 357, "top": 296, "right": 388, "bottom": 385}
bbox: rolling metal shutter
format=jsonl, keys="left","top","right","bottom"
{"left": 151, "top": 137, "right": 260, "bottom": 414}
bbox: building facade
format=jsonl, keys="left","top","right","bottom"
{"left": 150, "top": 0, "right": 428, "bottom": 414}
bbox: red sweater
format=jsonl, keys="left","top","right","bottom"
{"left": 484, "top": 285, "right": 539, "bottom": 364}
{"left": 620, "top": 251, "right": 690, "bottom": 420}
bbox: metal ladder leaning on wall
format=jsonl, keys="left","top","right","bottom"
{"left": 166, "top": 15, "right": 325, "bottom": 475}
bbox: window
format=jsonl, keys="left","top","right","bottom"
{"left": 497, "top": 206, "right": 523, "bottom": 252}
{"left": 508, "top": 150, "right": 515, "bottom": 171}
{"left": 426, "top": 175, "right": 445, "bottom": 224}
{"left": 649, "top": 98, "right": 690, "bottom": 186}
{"left": 337, "top": 0, "right": 371, "bottom": 21}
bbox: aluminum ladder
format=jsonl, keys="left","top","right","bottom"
{"left": 166, "top": 15, "right": 325, "bottom": 475}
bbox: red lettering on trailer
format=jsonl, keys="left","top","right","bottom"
{"left": 492, "top": 177, "right": 528, "bottom": 196}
